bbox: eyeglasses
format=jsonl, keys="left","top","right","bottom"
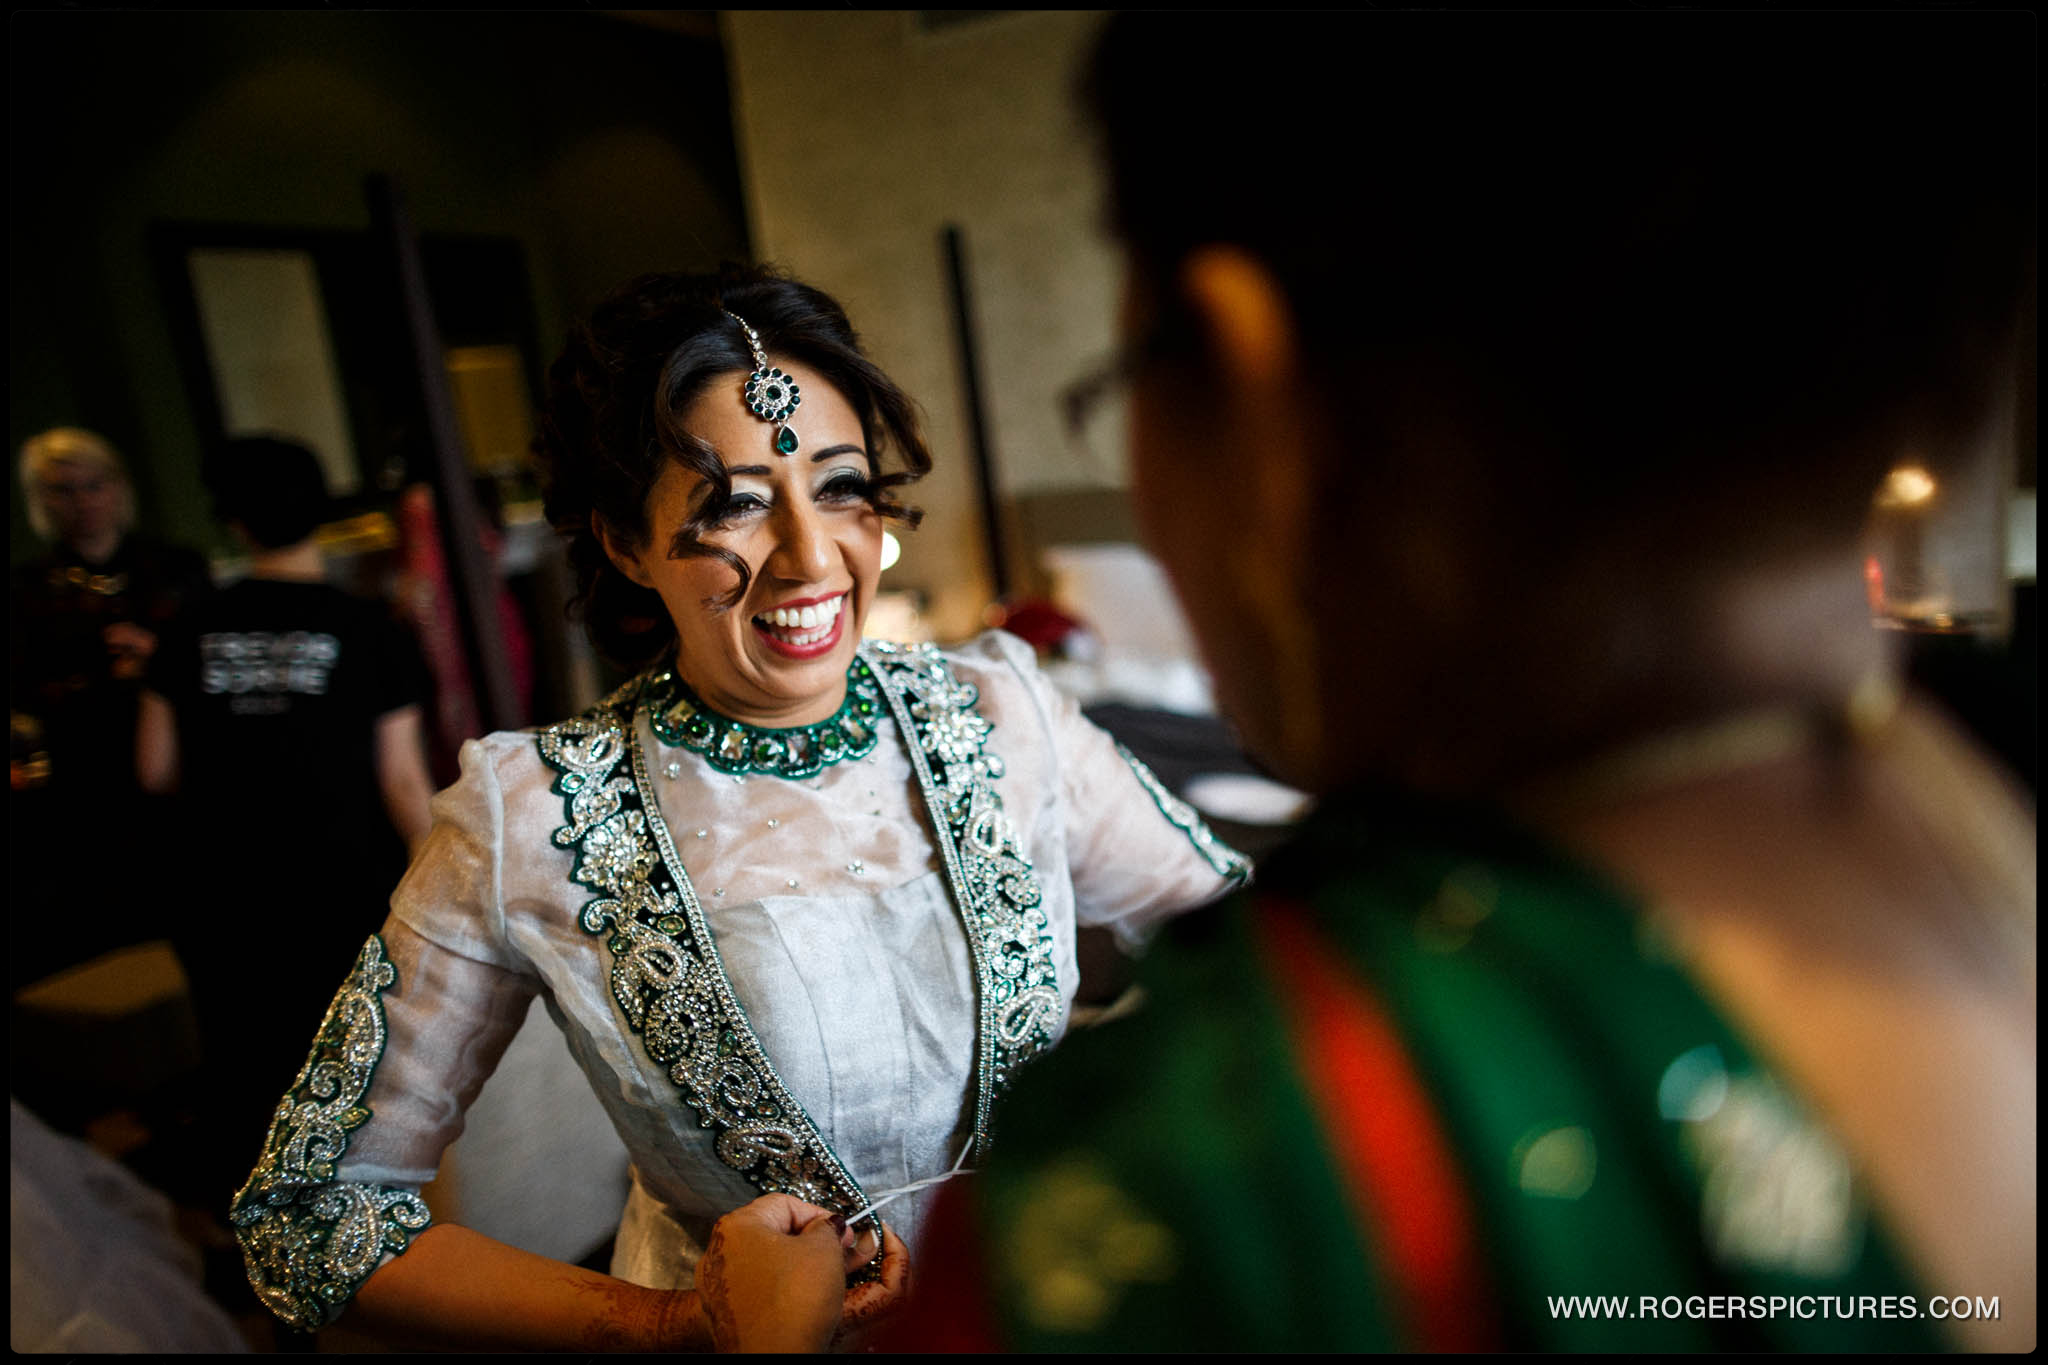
{"left": 1058, "top": 328, "right": 1170, "bottom": 474}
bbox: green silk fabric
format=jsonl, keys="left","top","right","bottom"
{"left": 971, "top": 790, "right": 1940, "bottom": 1351}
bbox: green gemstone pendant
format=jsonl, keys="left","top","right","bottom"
{"left": 774, "top": 425, "right": 799, "bottom": 455}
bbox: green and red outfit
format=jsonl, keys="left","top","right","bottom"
{"left": 902, "top": 789, "right": 1940, "bottom": 1351}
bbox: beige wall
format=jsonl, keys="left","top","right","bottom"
{"left": 722, "top": 10, "right": 1125, "bottom": 640}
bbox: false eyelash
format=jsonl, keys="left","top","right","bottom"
{"left": 819, "top": 472, "right": 876, "bottom": 500}
{"left": 710, "top": 492, "right": 771, "bottom": 521}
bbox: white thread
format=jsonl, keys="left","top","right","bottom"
{"left": 844, "top": 1138, "right": 974, "bottom": 1228}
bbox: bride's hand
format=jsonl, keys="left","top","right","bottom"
{"left": 695, "top": 1194, "right": 855, "bottom": 1352}
{"left": 832, "top": 1220, "right": 911, "bottom": 1352}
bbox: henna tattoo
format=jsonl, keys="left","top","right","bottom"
{"left": 832, "top": 1224, "right": 912, "bottom": 1352}
{"left": 696, "top": 1224, "right": 740, "bottom": 1352}
{"left": 563, "top": 1273, "right": 700, "bottom": 1352}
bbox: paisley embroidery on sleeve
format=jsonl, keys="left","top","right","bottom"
{"left": 1115, "top": 742, "right": 1253, "bottom": 887}
{"left": 229, "top": 935, "right": 432, "bottom": 1332}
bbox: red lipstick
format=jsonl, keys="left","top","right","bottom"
{"left": 752, "top": 596, "right": 849, "bottom": 660}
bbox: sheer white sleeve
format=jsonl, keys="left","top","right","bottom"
{"left": 974, "top": 631, "right": 1250, "bottom": 953}
{"left": 229, "top": 739, "right": 540, "bottom": 1332}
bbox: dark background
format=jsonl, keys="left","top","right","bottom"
{"left": 10, "top": 9, "right": 750, "bottom": 562}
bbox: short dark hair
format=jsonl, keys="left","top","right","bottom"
{"left": 1086, "top": 15, "right": 2033, "bottom": 562}
{"left": 537, "top": 263, "right": 931, "bottom": 672}
{"left": 205, "top": 436, "right": 331, "bottom": 550}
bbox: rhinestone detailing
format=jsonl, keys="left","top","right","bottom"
{"left": 645, "top": 657, "right": 884, "bottom": 781}
{"left": 229, "top": 937, "right": 432, "bottom": 1332}
{"left": 1115, "top": 743, "right": 1252, "bottom": 887}
{"left": 535, "top": 641, "right": 1059, "bottom": 1213}
{"left": 745, "top": 367, "right": 800, "bottom": 424}
{"left": 724, "top": 308, "right": 801, "bottom": 454}
{"left": 866, "top": 641, "right": 1061, "bottom": 1156}
{"left": 537, "top": 674, "right": 870, "bottom": 1215}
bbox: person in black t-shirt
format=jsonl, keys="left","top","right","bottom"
{"left": 138, "top": 436, "right": 435, "bottom": 1215}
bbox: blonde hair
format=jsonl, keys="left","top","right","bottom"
{"left": 18, "top": 427, "right": 136, "bottom": 541}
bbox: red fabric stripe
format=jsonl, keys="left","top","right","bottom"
{"left": 877, "top": 1180, "right": 1003, "bottom": 1352}
{"left": 1256, "top": 898, "right": 1498, "bottom": 1351}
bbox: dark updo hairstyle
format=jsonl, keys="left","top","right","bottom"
{"left": 1085, "top": 15, "right": 2033, "bottom": 566}
{"left": 205, "top": 436, "right": 331, "bottom": 550}
{"left": 537, "top": 263, "right": 930, "bottom": 671}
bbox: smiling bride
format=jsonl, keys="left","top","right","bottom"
{"left": 223, "top": 264, "right": 1249, "bottom": 1350}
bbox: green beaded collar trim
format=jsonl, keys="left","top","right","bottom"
{"left": 644, "top": 656, "right": 885, "bottom": 780}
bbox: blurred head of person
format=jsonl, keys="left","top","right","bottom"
{"left": 1084, "top": 15, "right": 2033, "bottom": 795}
{"left": 19, "top": 427, "right": 136, "bottom": 561}
{"left": 537, "top": 263, "right": 930, "bottom": 726}
{"left": 205, "top": 436, "right": 332, "bottom": 553}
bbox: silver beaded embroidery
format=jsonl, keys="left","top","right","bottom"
{"left": 535, "top": 642, "right": 1062, "bottom": 1213}
{"left": 1114, "top": 743, "right": 1253, "bottom": 886}
{"left": 228, "top": 936, "right": 432, "bottom": 1332}
{"left": 538, "top": 676, "right": 864, "bottom": 1213}
{"left": 866, "top": 641, "right": 1061, "bottom": 1155}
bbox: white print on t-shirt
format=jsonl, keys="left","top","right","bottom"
{"left": 199, "top": 631, "right": 342, "bottom": 707}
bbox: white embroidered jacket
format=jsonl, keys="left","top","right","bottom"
{"left": 229, "top": 632, "right": 1247, "bottom": 1330}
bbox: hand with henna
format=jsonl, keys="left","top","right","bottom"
{"left": 336, "top": 1200, "right": 900, "bottom": 1354}
{"left": 829, "top": 1218, "right": 911, "bottom": 1352}
{"left": 694, "top": 1194, "right": 909, "bottom": 1353}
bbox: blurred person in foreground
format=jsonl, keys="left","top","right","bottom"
{"left": 876, "top": 13, "right": 2034, "bottom": 1352}
{"left": 135, "top": 436, "right": 439, "bottom": 1220}
{"left": 10, "top": 427, "right": 211, "bottom": 978}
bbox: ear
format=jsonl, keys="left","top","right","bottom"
{"left": 1179, "top": 245, "right": 1299, "bottom": 391}
{"left": 593, "top": 512, "right": 656, "bottom": 590}
{"left": 1175, "top": 246, "right": 1316, "bottom": 558}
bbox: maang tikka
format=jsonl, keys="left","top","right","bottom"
{"left": 722, "top": 309, "right": 802, "bottom": 455}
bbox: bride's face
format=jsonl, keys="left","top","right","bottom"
{"left": 607, "top": 359, "right": 885, "bottom": 727}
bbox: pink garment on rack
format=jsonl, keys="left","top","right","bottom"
{"left": 395, "top": 485, "right": 533, "bottom": 781}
